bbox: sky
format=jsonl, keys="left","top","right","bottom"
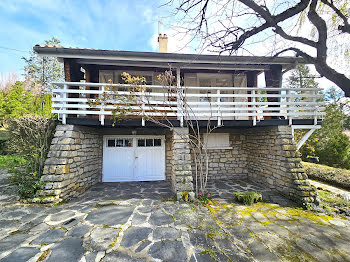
{"left": 0, "top": 0, "right": 340, "bottom": 90}
{"left": 0, "top": 0, "right": 171, "bottom": 76}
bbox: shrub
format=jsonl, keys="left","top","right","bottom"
{"left": 302, "top": 162, "right": 350, "bottom": 191}
{"left": 0, "top": 155, "right": 27, "bottom": 169}
{"left": 233, "top": 192, "right": 262, "bottom": 205}
{"left": 6, "top": 115, "right": 56, "bottom": 198}
{"left": 315, "top": 134, "right": 350, "bottom": 169}
{"left": 195, "top": 192, "right": 212, "bottom": 206}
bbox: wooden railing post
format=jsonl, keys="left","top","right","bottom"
{"left": 287, "top": 89, "right": 292, "bottom": 125}
{"left": 141, "top": 88, "right": 145, "bottom": 126}
{"left": 176, "top": 67, "right": 183, "bottom": 127}
{"left": 100, "top": 85, "right": 105, "bottom": 126}
{"left": 217, "top": 89, "right": 221, "bottom": 126}
{"left": 252, "top": 89, "right": 256, "bottom": 126}
{"left": 62, "top": 84, "right": 67, "bottom": 125}
{"left": 313, "top": 89, "right": 317, "bottom": 125}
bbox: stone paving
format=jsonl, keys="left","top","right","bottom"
{"left": 0, "top": 178, "right": 350, "bottom": 261}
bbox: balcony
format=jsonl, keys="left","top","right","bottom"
{"left": 51, "top": 82, "right": 325, "bottom": 127}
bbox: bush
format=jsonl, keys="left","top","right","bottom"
{"left": 233, "top": 192, "right": 262, "bottom": 205}
{"left": 302, "top": 162, "right": 350, "bottom": 190}
{"left": 6, "top": 115, "right": 56, "bottom": 198}
{"left": 315, "top": 134, "right": 350, "bottom": 169}
{"left": 0, "top": 155, "right": 27, "bottom": 169}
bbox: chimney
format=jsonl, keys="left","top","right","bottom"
{"left": 158, "top": 34, "right": 168, "bottom": 53}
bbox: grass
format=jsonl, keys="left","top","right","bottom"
{"left": 0, "top": 155, "right": 26, "bottom": 169}
{"left": 302, "top": 161, "right": 350, "bottom": 191}
{"left": 318, "top": 190, "right": 350, "bottom": 208}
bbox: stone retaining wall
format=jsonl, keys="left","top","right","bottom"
{"left": 245, "top": 126, "right": 316, "bottom": 204}
{"left": 171, "top": 128, "right": 193, "bottom": 195}
{"left": 37, "top": 125, "right": 102, "bottom": 203}
{"left": 204, "top": 132, "right": 248, "bottom": 180}
{"left": 165, "top": 133, "right": 173, "bottom": 181}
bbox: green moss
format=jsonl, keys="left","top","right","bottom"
{"left": 37, "top": 250, "right": 50, "bottom": 262}
{"left": 201, "top": 249, "right": 217, "bottom": 260}
{"left": 285, "top": 208, "right": 334, "bottom": 224}
{"left": 233, "top": 192, "right": 262, "bottom": 205}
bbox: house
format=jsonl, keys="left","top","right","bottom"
{"left": 34, "top": 34, "right": 323, "bottom": 204}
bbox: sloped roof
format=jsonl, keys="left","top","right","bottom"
{"left": 33, "top": 45, "right": 305, "bottom": 70}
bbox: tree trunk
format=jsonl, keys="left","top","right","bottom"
{"left": 314, "top": 60, "right": 350, "bottom": 97}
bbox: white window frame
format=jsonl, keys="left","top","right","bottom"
{"left": 203, "top": 133, "right": 232, "bottom": 150}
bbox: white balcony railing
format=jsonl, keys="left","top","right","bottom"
{"left": 51, "top": 82, "right": 325, "bottom": 126}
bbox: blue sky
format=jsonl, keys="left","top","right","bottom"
{"left": 0, "top": 0, "right": 337, "bottom": 90}
{"left": 0, "top": 0, "right": 168, "bottom": 76}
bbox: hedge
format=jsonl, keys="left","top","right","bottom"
{"left": 302, "top": 161, "right": 350, "bottom": 191}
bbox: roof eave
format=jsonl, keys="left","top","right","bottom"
{"left": 33, "top": 45, "right": 307, "bottom": 67}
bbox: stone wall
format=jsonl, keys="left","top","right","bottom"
{"left": 165, "top": 133, "right": 173, "bottom": 181}
{"left": 171, "top": 128, "right": 193, "bottom": 194}
{"left": 204, "top": 132, "right": 248, "bottom": 180}
{"left": 37, "top": 125, "right": 102, "bottom": 203}
{"left": 245, "top": 126, "right": 316, "bottom": 204}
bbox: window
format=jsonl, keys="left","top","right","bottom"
{"left": 99, "top": 70, "right": 154, "bottom": 85}
{"left": 154, "top": 139, "right": 161, "bottom": 146}
{"left": 137, "top": 138, "right": 162, "bottom": 147}
{"left": 107, "top": 139, "right": 115, "bottom": 147}
{"left": 203, "top": 133, "right": 231, "bottom": 149}
{"left": 107, "top": 138, "right": 132, "bottom": 147}
{"left": 146, "top": 139, "right": 153, "bottom": 147}
{"left": 138, "top": 139, "right": 145, "bottom": 147}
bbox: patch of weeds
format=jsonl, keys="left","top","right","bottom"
{"left": 108, "top": 230, "right": 121, "bottom": 248}
{"left": 201, "top": 249, "right": 217, "bottom": 261}
{"left": 233, "top": 192, "right": 262, "bottom": 205}
{"left": 318, "top": 190, "right": 350, "bottom": 208}
{"left": 195, "top": 192, "right": 212, "bottom": 206}
{"left": 206, "top": 227, "right": 224, "bottom": 241}
{"left": 109, "top": 237, "right": 118, "bottom": 248}
{"left": 37, "top": 249, "right": 50, "bottom": 262}
{"left": 182, "top": 191, "right": 190, "bottom": 201}
{"left": 53, "top": 200, "right": 69, "bottom": 206}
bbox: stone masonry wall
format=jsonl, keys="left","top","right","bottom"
{"left": 204, "top": 132, "right": 248, "bottom": 180}
{"left": 165, "top": 133, "right": 173, "bottom": 181}
{"left": 37, "top": 125, "right": 102, "bottom": 203}
{"left": 171, "top": 128, "right": 193, "bottom": 194}
{"left": 245, "top": 126, "right": 317, "bottom": 204}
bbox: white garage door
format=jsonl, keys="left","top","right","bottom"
{"left": 102, "top": 136, "right": 165, "bottom": 182}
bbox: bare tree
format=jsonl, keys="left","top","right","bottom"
{"left": 167, "top": 0, "right": 350, "bottom": 96}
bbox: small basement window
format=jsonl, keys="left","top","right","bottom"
{"left": 203, "top": 133, "right": 231, "bottom": 149}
